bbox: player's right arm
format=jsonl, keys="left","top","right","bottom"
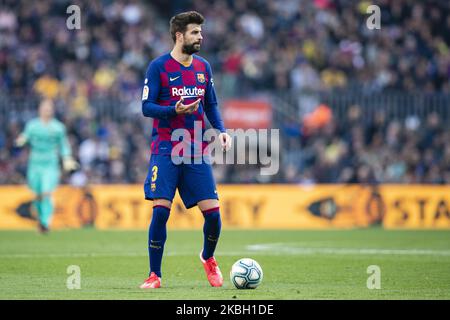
{"left": 141, "top": 61, "right": 200, "bottom": 119}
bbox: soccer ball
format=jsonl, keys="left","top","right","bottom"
{"left": 230, "top": 258, "right": 263, "bottom": 289}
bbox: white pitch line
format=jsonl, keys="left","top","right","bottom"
{"left": 0, "top": 251, "right": 254, "bottom": 259}
{"left": 246, "top": 243, "right": 450, "bottom": 256}
{"left": 0, "top": 252, "right": 147, "bottom": 259}
{"left": 1, "top": 244, "right": 449, "bottom": 259}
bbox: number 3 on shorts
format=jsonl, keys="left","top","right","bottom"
{"left": 151, "top": 165, "right": 158, "bottom": 182}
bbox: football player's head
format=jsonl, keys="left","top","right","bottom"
{"left": 39, "top": 98, "right": 54, "bottom": 120}
{"left": 170, "top": 11, "right": 204, "bottom": 55}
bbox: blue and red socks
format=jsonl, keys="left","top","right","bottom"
{"left": 148, "top": 205, "right": 170, "bottom": 278}
{"left": 148, "top": 205, "right": 222, "bottom": 277}
{"left": 202, "top": 207, "right": 222, "bottom": 260}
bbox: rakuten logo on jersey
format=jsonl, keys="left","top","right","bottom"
{"left": 172, "top": 87, "right": 205, "bottom": 98}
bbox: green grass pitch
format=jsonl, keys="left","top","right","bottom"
{"left": 0, "top": 228, "right": 449, "bottom": 299}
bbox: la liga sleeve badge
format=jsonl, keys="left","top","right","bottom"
{"left": 142, "top": 85, "right": 149, "bottom": 100}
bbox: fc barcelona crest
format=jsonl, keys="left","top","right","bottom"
{"left": 197, "top": 73, "right": 205, "bottom": 83}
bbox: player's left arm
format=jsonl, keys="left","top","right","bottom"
{"left": 203, "top": 63, "right": 232, "bottom": 151}
{"left": 59, "top": 124, "right": 78, "bottom": 171}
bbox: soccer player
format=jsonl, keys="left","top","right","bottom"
{"left": 15, "top": 99, "right": 78, "bottom": 233}
{"left": 139, "top": 11, "right": 232, "bottom": 289}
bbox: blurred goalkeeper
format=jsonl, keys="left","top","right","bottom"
{"left": 15, "top": 99, "right": 78, "bottom": 233}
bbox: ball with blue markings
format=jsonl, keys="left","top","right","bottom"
{"left": 230, "top": 258, "right": 263, "bottom": 289}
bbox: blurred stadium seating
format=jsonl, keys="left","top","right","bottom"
{"left": 0, "top": 0, "right": 449, "bottom": 185}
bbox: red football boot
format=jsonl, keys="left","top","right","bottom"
{"left": 140, "top": 272, "right": 161, "bottom": 289}
{"left": 200, "top": 251, "right": 223, "bottom": 287}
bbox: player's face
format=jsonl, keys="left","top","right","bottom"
{"left": 39, "top": 100, "right": 54, "bottom": 120}
{"left": 181, "top": 24, "right": 203, "bottom": 55}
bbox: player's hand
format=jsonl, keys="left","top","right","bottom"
{"left": 219, "top": 132, "right": 232, "bottom": 152}
{"left": 175, "top": 97, "right": 201, "bottom": 114}
{"left": 15, "top": 135, "right": 27, "bottom": 147}
{"left": 63, "top": 156, "right": 79, "bottom": 172}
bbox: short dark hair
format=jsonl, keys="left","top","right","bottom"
{"left": 169, "top": 11, "right": 205, "bottom": 42}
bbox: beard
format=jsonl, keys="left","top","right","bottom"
{"left": 182, "top": 42, "right": 201, "bottom": 55}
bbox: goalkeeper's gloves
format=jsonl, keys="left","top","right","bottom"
{"left": 63, "top": 156, "right": 79, "bottom": 172}
{"left": 15, "top": 135, "right": 27, "bottom": 147}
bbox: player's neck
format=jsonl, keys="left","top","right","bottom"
{"left": 40, "top": 117, "right": 52, "bottom": 124}
{"left": 170, "top": 47, "right": 193, "bottom": 67}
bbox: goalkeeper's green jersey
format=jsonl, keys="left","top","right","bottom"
{"left": 22, "top": 118, "right": 71, "bottom": 168}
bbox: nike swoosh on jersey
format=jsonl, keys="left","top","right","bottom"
{"left": 170, "top": 76, "right": 180, "bottom": 81}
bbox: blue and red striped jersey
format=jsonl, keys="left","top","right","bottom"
{"left": 141, "top": 53, "right": 225, "bottom": 156}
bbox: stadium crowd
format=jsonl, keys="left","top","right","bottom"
{"left": 281, "top": 105, "right": 450, "bottom": 185}
{"left": 0, "top": 0, "right": 449, "bottom": 185}
{"left": 186, "top": 0, "right": 450, "bottom": 94}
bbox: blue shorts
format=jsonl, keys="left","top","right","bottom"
{"left": 144, "top": 155, "right": 218, "bottom": 209}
